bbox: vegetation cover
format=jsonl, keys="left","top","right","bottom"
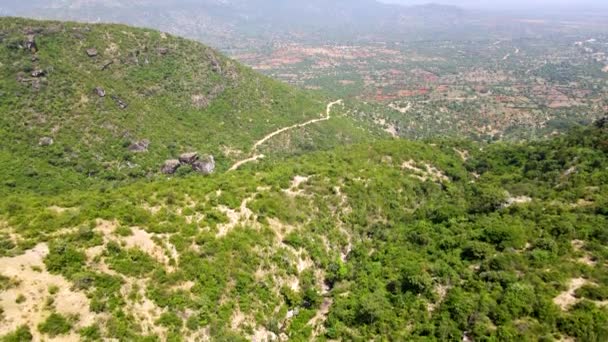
{"left": 1, "top": 117, "right": 607, "bottom": 340}
{"left": 0, "top": 17, "right": 607, "bottom": 342}
{"left": 0, "top": 17, "right": 380, "bottom": 195}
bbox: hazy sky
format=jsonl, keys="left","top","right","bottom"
{"left": 379, "top": 0, "right": 608, "bottom": 11}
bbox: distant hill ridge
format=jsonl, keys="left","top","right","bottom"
{"left": 0, "top": 0, "right": 468, "bottom": 48}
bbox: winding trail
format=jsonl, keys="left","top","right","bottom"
{"left": 228, "top": 154, "right": 266, "bottom": 172}
{"left": 229, "top": 99, "right": 343, "bottom": 171}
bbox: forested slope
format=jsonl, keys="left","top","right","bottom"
{"left": 1, "top": 121, "right": 607, "bottom": 341}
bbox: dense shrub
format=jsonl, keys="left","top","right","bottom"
{"left": 38, "top": 313, "right": 72, "bottom": 337}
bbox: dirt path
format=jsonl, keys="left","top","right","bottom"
{"left": 229, "top": 99, "right": 343, "bottom": 171}
{"left": 228, "top": 154, "right": 266, "bottom": 172}
{"left": 554, "top": 278, "right": 587, "bottom": 310}
{"left": 307, "top": 297, "right": 333, "bottom": 338}
{"left": 503, "top": 48, "right": 519, "bottom": 61}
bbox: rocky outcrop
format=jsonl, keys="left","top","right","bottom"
{"left": 86, "top": 48, "right": 98, "bottom": 57}
{"left": 160, "top": 152, "right": 215, "bottom": 176}
{"left": 31, "top": 69, "right": 45, "bottom": 78}
{"left": 38, "top": 137, "right": 53, "bottom": 146}
{"left": 128, "top": 140, "right": 150, "bottom": 152}
{"left": 101, "top": 60, "right": 114, "bottom": 71}
{"left": 111, "top": 95, "right": 128, "bottom": 109}
{"left": 192, "top": 155, "right": 215, "bottom": 175}
{"left": 191, "top": 84, "right": 225, "bottom": 109}
{"left": 17, "top": 71, "right": 44, "bottom": 90}
{"left": 161, "top": 160, "right": 181, "bottom": 175}
{"left": 207, "top": 51, "right": 222, "bottom": 74}
{"left": 25, "top": 35, "right": 37, "bottom": 53}
{"left": 93, "top": 87, "right": 106, "bottom": 97}
{"left": 179, "top": 152, "right": 198, "bottom": 165}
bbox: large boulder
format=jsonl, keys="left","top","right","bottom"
{"left": 161, "top": 160, "right": 181, "bottom": 175}
{"left": 192, "top": 155, "right": 215, "bottom": 175}
{"left": 179, "top": 152, "right": 199, "bottom": 165}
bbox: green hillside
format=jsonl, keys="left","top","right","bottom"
{"left": 1, "top": 121, "right": 608, "bottom": 341}
{"left": 0, "top": 17, "right": 381, "bottom": 194}
{"left": 1, "top": 17, "right": 608, "bottom": 342}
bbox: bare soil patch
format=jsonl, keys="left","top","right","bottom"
{"left": 0, "top": 244, "right": 102, "bottom": 339}
{"left": 401, "top": 160, "right": 449, "bottom": 182}
{"left": 553, "top": 278, "right": 587, "bottom": 310}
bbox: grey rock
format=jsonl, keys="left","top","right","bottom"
{"left": 161, "top": 159, "right": 181, "bottom": 175}
{"left": 192, "top": 155, "right": 215, "bottom": 175}
{"left": 100, "top": 60, "right": 114, "bottom": 71}
{"left": 25, "top": 34, "right": 37, "bottom": 53}
{"left": 111, "top": 95, "right": 128, "bottom": 109}
{"left": 128, "top": 139, "right": 150, "bottom": 152}
{"left": 157, "top": 47, "right": 169, "bottom": 55}
{"left": 31, "top": 69, "right": 45, "bottom": 77}
{"left": 86, "top": 48, "right": 98, "bottom": 57}
{"left": 39, "top": 137, "right": 53, "bottom": 146}
{"left": 93, "top": 87, "right": 106, "bottom": 97}
{"left": 207, "top": 51, "right": 222, "bottom": 74}
{"left": 179, "top": 152, "right": 199, "bottom": 165}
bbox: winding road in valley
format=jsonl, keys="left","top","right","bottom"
{"left": 229, "top": 99, "right": 343, "bottom": 171}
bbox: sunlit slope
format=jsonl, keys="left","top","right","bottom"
{"left": 1, "top": 122, "right": 608, "bottom": 340}
{"left": 0, "top": 17, "right": 380, "bottom": 194}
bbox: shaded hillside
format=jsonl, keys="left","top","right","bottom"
{"left": 0, "top": 18, "right": 381, "bottom": 194}
{"left": 0, "top": 122, "right": 607, "bottom": 340}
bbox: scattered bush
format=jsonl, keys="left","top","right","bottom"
{"left": 38, "top": 313, "right": 72, "bottom": 337}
